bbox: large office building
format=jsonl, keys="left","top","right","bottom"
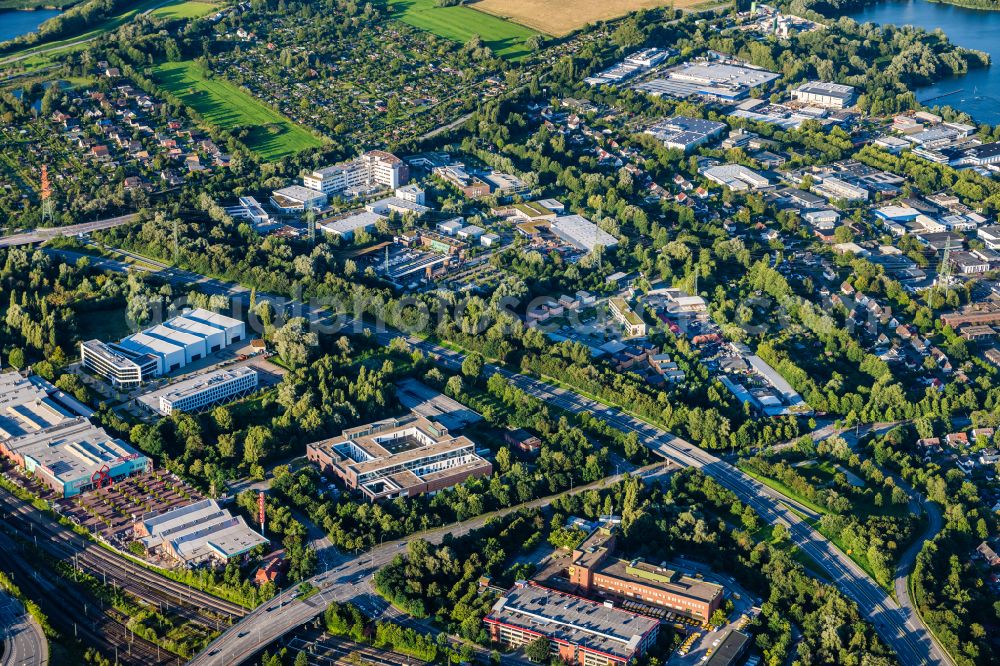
{"left": 485, "top": 581, "right": 660, "bottom": 666}
{"left": 1, "top": 418, "right": 149, "bottom": 498}
{"left": 567, "top": 526, "right": 724, "bottom": 622}
{"left": 550, "top": 215, "right": 619, "bottom": 253}
{"left": 790, "top": 81, "right": 857, "bottom": 109}
{"left": 149, "top": 366, "right": 259, "bottom": 415}
{"left": 306, "top": 412, "right": 492, "bottom": 502}
{"left": 81, "top": 308, "right": 246, "bottom": 388}
{"left": 302, "top": 150, "right": 408, "bottom": 196}
{"left": 136, "top": 498, "right": 268, "bottom": 566}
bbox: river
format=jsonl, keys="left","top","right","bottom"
{"left": 0, "top": 8, "right": 62, "bottom": 43}
{"left": 847, "top": 0, "right": 1000, "bottom": 124}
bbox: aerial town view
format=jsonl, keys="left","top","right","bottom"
{"left": 3, "top": 0, "right": 1000, "bottom": 664}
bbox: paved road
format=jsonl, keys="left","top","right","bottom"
{"left": 387, "top": 335, "right": 952, "bottom": 666}
{"left": 0, "top": 214, "right": 137, "bottom": 247}
{"left": 0, "top": 593, "right": 47, "bottom": 666}
{"left": 59, "top": 246, "right": 948, "bottom": 665}
{"left": 188, "top": 464, "right": 670, "bottom": 666}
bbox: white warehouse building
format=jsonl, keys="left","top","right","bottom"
{"left": 81, "top": 308, "right": 246, "bottom": 387}
{"left": 155, "top": 367, "right": 259, "bottom": 415}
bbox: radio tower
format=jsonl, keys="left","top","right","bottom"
{"left": 936, "top": 238, "right": 957, "bottom": 289}
{"left": 307, "top": 209, "right": 316, "bottom": 246}
{"left": 40, "top": 165, "right": 54, "bottom": 224}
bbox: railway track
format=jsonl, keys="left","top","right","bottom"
{"left": 0, "top": 528, "right": 175, "bottom": 666}
{"left": 0, "top": 489, "right": 247, "bottom": 627}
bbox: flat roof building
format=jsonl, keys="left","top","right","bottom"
{"left": 137, "top": 498, "right": 268, "bottom": 566}
{"left": 143, "top": 366, "right": 259, "bottom": 416}
{"left": 609, "top": 298, "right": 646, "bottom": 338}
{"left": 82, "top": 309, "right": 246, "bottom": 386}
{"left": 645, "top": 116, "right": 727, "bottom": 153}
{"left": 636, "top": 61, "right": 779, "bottom": 101}
{"left": 703, "top": 164, "right": 772, "bottom": 192}
{"left": 302, "top": 150, "right": 408, "bottom": 196}
{"left": 550, "top": 215, "right": 619, "bottom": 252}
{"left": 791, "top": 81, "right": 857, "bottom": 109}
{"left": 0, "top": 372, "right": 82, "bottom": 441}
{"left": 3, "top": 418, "right": 149, "bottom": 498}
{"left": 485, "top": 582, "right": 660, "bottom": 666}
{"left": 566, "top": 527, "right": 724, "bottom": 623}
{"left": 270, "top": 185, "right": 328, "bottom": 213}
{"left": 320, "top": 210, "right": 385, "bottom": 240}
{"left": 307, "top": 411, "right": 491, "bottom": 502}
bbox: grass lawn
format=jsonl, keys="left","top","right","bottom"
{"left": 150, "top": 60, "right": 326, "bottom": 161}
{"left": 150, "top": 0, "right": 217, "bottom": 19}
{"left": 386, "top": 0, "right": 539, "bottom": 60}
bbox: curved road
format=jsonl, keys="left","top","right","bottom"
{"left": 50, "top": 245, "right": 948, "bottom": 665}
{"left": 0, "top": 592, "right": 47, "bottom": 666}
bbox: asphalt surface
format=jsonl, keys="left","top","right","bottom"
{"left": 0, "top": 592, "right": 47, "bottom": 666}
{"left": 48, "top": 245, "right": 950, "bottom": 666}
{"left": 0, "top": 214, "right": 137, "bottom": 248}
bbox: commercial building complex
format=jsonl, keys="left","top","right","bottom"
{"left": 146, "top": 366, "right": 259, "bottom": 415}
{"left": 636, "top": 61, "right": 779, "bottom": 101}
{"left": 550, "top": 215, "right": 619, "bottom": 252}
{"left": 645, "top": 116, "right": 727, "bottom": 153}
{"left": 790, "top": 81, "right": 857, "bottom": 108}
{"left": 136, "top": 498, "right": 268, "bottom": 566}
{"left": 302, "top": 150, "right": 408, "bottom": 196}
{"left": 1, "top": 418, "right": 149, "bottom": 498}
{"left": 81, "top": 308, "right": 246, "bottom": 388}
{"left": 0, "top": 371, "right": 91, "bottom": 440}
{"left": 306, "top": 412, "right": 492, "bottom": 502}
{"left": 703, "top": 164, "right": 772, "bottom": 192}
{"left": 269, "top": 185, "right": 328, "bottom": 213}
{"left": 485, "top": 581, "right": 660, "bottom": 666}
{"left": 566, "top": 527, "right": 724, "bottom": 622}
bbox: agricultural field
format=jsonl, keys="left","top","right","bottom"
{"left": 151, "top": 60, "right": 326, "bottom": 161}
{"left": 386, "top": 0, "right": 539, "bottom": 60}
{"left": 472, "top": 0, "right": 702, "bottom": 36}
{"left": 150, "top": 0, "right": 218, "bottom": 20}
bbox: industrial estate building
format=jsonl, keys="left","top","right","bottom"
{"left": 0, "top": 371, "right": 91, "bottom": 440}
{"left": 1, "top": 417, "right": 149, "bottom": 498}
{"left": 485, "top": 581, "right": 660, "bottom": 666}
{"left": 145, "top": 366, "right": 259, "bottom": 415}
{"left": 645, "top": 116, "right": 727, "bottom": 153}
{"left": 306, "top": 412, "right": 492, "bottom": 502}
{"left": 550, "top": 215, "right": 619, "bottom": 252}
{"left": 790, "top": 81, "right": 857, "bottom": 109}
{"left": 302, "top": 150, "right": 408, "bottom": 196}
{"left": 703, "top": 164, "right": 772, "bottom": 192}
{"left": 136, "top": 499, "right": 268, "bottom": 566}
{"left": 81, "top": 308, "right": 246, "bottom": 388}
{"left": 636, "top": 61, "right": 779, "bottom": 101}
{"left": 566, "top": 526, "right": 724, "bottom": 622}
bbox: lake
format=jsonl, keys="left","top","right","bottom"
{"left": 847, "top": 0, "right": 1000, "bottom": 124}
{"left": 0, "top": 8, "right": 62, "bottom": 43}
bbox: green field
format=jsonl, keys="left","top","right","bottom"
{"left": 150, "top": 0, "right": 217, "bottom": 19}
{"left": 386, "top": 0, "right": 538, "bottom": 60}
{"left": 151, "top": 60, "right": 326, "bottom": 161}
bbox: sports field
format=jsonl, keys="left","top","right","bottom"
{"left": 387, "top": 0, "right": 539, "bottom": 60}
{"left": 150, "top": 0, "right": 218, "bottom": 20}
{"left": 472, "top": 0, "right": 704, "bottom": 36}
{"left": 151, "top": 60, "right": 326, "bottom": 161}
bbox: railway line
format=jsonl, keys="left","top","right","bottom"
{"left": 0, "top": 488, "right": 246, "bottom": 628}
{"left": 0, "top": 528, "right": 174, "bottom": 666}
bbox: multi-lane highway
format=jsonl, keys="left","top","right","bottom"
{"left": 39, "top": 245, "right": 949, "bottom": 665}
{"left": 189, "top": 463, "right": 670, "bottom": 666}
{"left": 0, "top": 591, "right": 47, "bottom": 666}
{"left": 0, "top": 214, "right": 138, "bottom": 248}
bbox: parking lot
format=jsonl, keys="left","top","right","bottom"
{"left": 56, "top": 470, "right": 203, "bottom": 546}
